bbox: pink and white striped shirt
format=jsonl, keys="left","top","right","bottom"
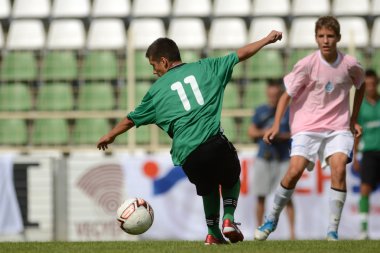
{"left": 284, "top": 50, "right": 364, "bottom": 135}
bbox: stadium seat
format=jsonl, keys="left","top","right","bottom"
{"left": 118, "top": 85, "right": 128, "bottom": 110}
{"left": 213, "top": 0, "right": 250, "bottom": 17}
{"left": 252, "top": 0, "right": 290, "bottom": 16}
{"left": 209, "top": 18, "right": 247, "bottom": 49}
{"left": 132, "top": 0, "right": 170, "bottom": 17}
{"left": 128, "top": 19, "right": 166, "bottom": 50}
{"left": 242, "top": 81, "right": 267, "bottom": 109}
{"left": 12, "top": 0, "right": 50, "bottom": 18}
{"left": 47, "top": 19, "right": 86, "bottom": 50}
{"left": 6, "top": 19, "right": 45, "bottom": 50}
{"left": 135, "top": 82, "right": 151, "bottom": 104}
{"left": 291, "top": 0, "right": 330, "bottom": 16}
{"left": 135, "top": 126, "right": 151, "bottom": 145}
{"left": 0, "top": 51, "right": 37, "bottom": 81}
{"left": 36, "top": 83, "right": 74, "bottom": 111}
{"left": 249, "top": 18, "right": 287, "bottom": 49}
{"left": 73, "top": 118, "right": 110, "bottom": 145}
{"left": 168, "top": 18, "right": 206, "bottom": 50}
{"left": 371, "top": 50, "right": 380, "bottom": 73}
{"left": 82, "top": 51, "right": 119, "bottom": 80}
{"left": 209, "top": 18, "right": 247, "bottom": 79}
{"left": 41, "top": 51, "right": 78, "bottom": 80}
{"left": 246, "top": 50, "right": 284, "bottom": 79}
{"left": 0, "top": 119, "right": 28, "bottom": 145}
{"left": 337, "top": 17, "right": 369, "bottom": 49}
{"left": 92, "top": 0, "right": 130, "bottom": 18}
{"left": 372, "top": 18, "right": 380, "bottom": 48}
{"left": 168, "top": 18, "right": 206, "bottom": 63}
{"left": 287, "top": 49, "right": 315, "bottom": 71}
{"left": 220, "top": 117, "right": 237, "bottom": 142}
{"left": 372, "top": 0, "right": 380, "bottom": 16}
{"left": 0, "top": 0, "right": 10, "bottom": 19}
{"left": 52, "top": 0, "right": 90, "bottom": 18}
{"left": 172, "top": 0, "right": 211, "bottom": 17}
{"left": 32, "top": 118, "right": 69, "bottom": 145}
{"left": 240, "top": 117, "right": 253, "bottom": 144}
{"left": 289, "top": 17, "right": 318, "bottom": 49}
{"left": 0, "top": 25, "right": 4, "bottom": 49}
{"left": 332, "top": 0, "right": 370, "bottom": 16}
{"left": 223, "top": 83, "right": 240, "bottom": 109}
{"left": 159, "top": 129, "right": 172, "bottom": 145}
{"left": 77, "top": 82, "right": 115, "bottom": 110}
{"left": 87, "top": 19, "right": 126, "bottom": 50}
{"left": 0, "top": 83, "right": 32, "bottom": 111}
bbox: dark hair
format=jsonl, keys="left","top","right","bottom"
{"left": 266, "top": 78, "right": 284, "bottom": 91}
{"left": 315, "top": 16, "right": 340, "bottom": 37}
{"left": 145, "top": 37, "right": 181, "bottom": 62}
{"left": 365, "top": 68, "right": 378, "bottom": 79}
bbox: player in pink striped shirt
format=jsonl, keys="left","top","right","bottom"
{"left": 254, "top": 16, "right": 365, "bottom": 241}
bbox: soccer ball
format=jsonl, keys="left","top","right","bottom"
{"left": 116, "top": 198, "right": 154, "bottom": 235}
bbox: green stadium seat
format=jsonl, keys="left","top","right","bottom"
{"left": 41, "top": 51, "right": 78, "bottom": 80}
{"left": 208, "top": 50, "right": 244, "bottom": 79}
{"left": 0, "top": 51, "right": 37, "bottom": 81}
{"left": 134, "top": 50, "right": 152, "bottom": 80}
{"left": 242, "top": 81, "right": 267, "bottom": 109}
{"left": 180, "top": 50, "right": 201, "bottom": 63}
{"left": 0, "top": 119, "right": 28, "bottom": 145}
{"left": 159, "top": 129, "right": 172, "bottom": 145}
{"left": 240, "top": 116, "right": 253, "bottom": 144}
{"left": 73, "top": 118, "right": 110, "bottom": 145}
{"left": 370, "top": 49, "right": 380, "bottom": 73}
{"left": 32, "top": 118, "right": 69, "bottom": 145}
{"left": 136, "top": 125, "right": 151, "bottom": 145}
{"left": 0, "top": 83, "right": 32, "bottom": 111}
{"left": 136, "top": 82, "right": 151, "bottom": 105}
{"left": 220, "top": 116, "right": 237, "bottom": 142}
{"left": 246, "top": 50, "right": 284, "bottom": 79}
{"left": 83, "top": 51, "right": 118, "bottom": 80}
{"left": 223, "top": 83, "right": 240, "bottom": 109}
{"left": 287, "top": 49, "right": 314, "bottom": 71}
{"left": 36, "top": 83, "right": 74, "bottom": 111}
{"left": 77, "top": 82, "right": 115, "bottom": 110}
{"left": 118, "top": 85, "right": 128, "bottom": 110}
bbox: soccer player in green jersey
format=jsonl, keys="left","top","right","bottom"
{"left": 353, "top": 69, "right": 380, "bottom": 240}
{"left": 97, "top": 30, "right": 283, "bottom": 245}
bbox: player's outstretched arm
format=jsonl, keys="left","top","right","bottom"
{"left": 236, "top": 30, "right": 282, "bottom": 62}
{"left": 350, "top": 82, "right": 365, "bottom": 138}
{"left": 263, "top": 92, "right": 291, "bottom": 144}
{"left": 97, "top": 117, "right": 135, "bottom": 150}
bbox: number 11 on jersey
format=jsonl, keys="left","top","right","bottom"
{"left": 171, "top": 75, "right": 204, "bottom": 111}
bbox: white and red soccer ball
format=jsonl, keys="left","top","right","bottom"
{"left": 116, "top": 198, "right": 154, "bottom": 235}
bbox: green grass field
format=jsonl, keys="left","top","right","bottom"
{"left": 1, "top": 240, "right": 380, "bottom": 253}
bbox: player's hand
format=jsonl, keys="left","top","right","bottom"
{"left": 266, "top": 30, "right": 282, "bottom": 44}
{"left": 97, "top": 134, "right": 115, "bottom": 151}
{"left": 351, "top": 122, "right": 362, "bottom": 138}
{"left": 263, "top": 126, "right": 279, "bottom": 144}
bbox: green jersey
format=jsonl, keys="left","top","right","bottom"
{"left": 358, "top": 98, "right": 380, "bottom": 152}
{"left": 128, "top": 52, "right": 239, "bottom": 165}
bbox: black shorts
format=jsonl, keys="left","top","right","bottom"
{"left": 360, "top": 151, "right": 380, "bottom": 189}
{"left": 182, "top": 133, "right": 241, "bottom": 196}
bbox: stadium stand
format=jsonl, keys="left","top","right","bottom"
{"left": 1, "top": 0, "right": 379, "bottom": 149}
{"left": 0, "top": 119, "right": 28, "bottom": 145}
{"left": 291, "top": 0, "right": 330, "bottom": 16}
{"left": 12, "top": 0, "right": 50, "bottom": 19}
{"left": 213, "top": 0, "right": 251, "bottom": 17}
{"left": 91, "top": 0, "right": 131, "bottom": 18}
{"left": 172, "top": 0, "right": 211, "bottom": 18}
{"left": 32, "top": 118, "right": 69, "bottom": 145}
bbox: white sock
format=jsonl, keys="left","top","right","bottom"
{"left": 268, "top": 184, "right": 294, "bottom": 221}
{"left": 328, "top": 188, "right": 347, "bottom": 233}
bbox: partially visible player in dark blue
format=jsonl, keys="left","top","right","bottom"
{"left": 97, "top": 31, "right": 283, "bottom": 245}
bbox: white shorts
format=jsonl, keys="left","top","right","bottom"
{"left": 290, "top": 130, "right": 354, "bottom": 170}
{"left": 251, "top": 157, "right": 289, "bottom": 196}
